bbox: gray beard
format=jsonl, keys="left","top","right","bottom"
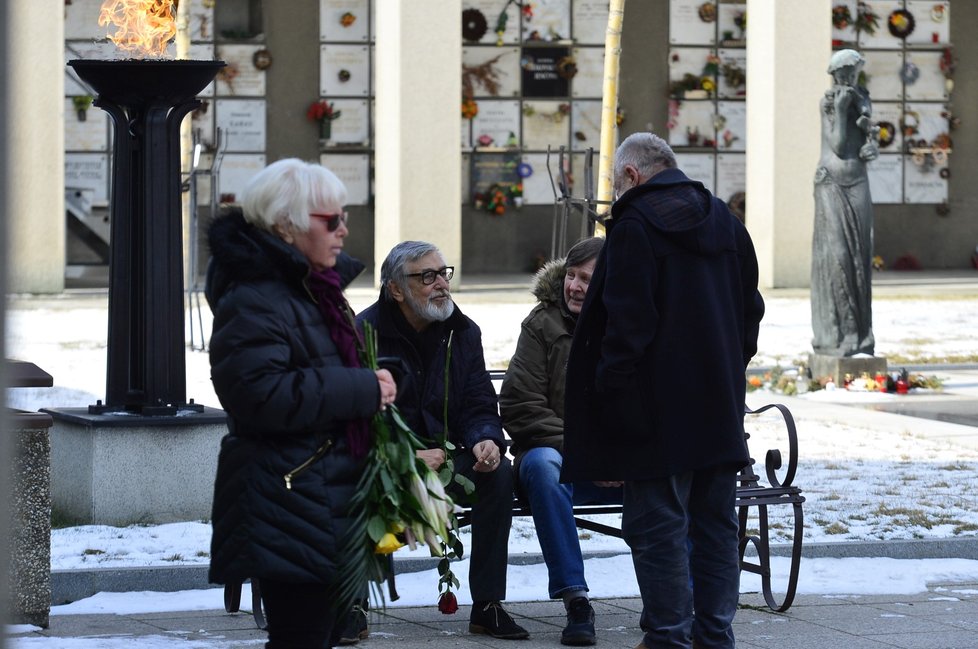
{"left": 406, "top": 290, "right": 454, "bottom": 323}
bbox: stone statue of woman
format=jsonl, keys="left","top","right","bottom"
{"left": 811, "top": 49, "right": 879, "bottom": 357}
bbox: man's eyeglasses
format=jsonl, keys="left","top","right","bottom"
{"left": 309, "top": 212, "right": 348, "bottom": 232}
{"left": 405, "top": 266, "right": 455, "bottom": 285}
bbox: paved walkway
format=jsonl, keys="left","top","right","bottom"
{"left": 13, "top": 585, "right": 978, "bottom": 648}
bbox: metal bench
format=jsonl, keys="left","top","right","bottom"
{"left": 224, "top": 371, "right": 805, "bottom": 626}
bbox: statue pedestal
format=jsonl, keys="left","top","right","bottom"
{"left": 43, "top": 407, "right": 227, "bottom": 525}
{"left": 809, "top": 353, "right": 887, "bottom": 385}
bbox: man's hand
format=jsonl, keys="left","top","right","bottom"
{"left": 472, "top": 439, "right": 501, "bottom": 473}
{"left": 416, "top": 448, "right": 446, "bottom": 471}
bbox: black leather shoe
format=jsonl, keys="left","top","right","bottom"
{"left": 561, "top": 597, "right": 596, "bottom": 646}
{"left": 336, "top": 602, "right": 369, "bottom": 646}
{"left": 469, "top": 601, "right": 530, "bottom": 639}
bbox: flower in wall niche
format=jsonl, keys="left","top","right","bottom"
{"left": 307, "top": 99, "right": 342, "bottom": 140}
{"left": 461, "top": 97, "right": 478, "bottom": 120}
{"left": 832, "top": 4, "right": 852, "bottom": 29}
{"left": 856, "top": 2, "right": 880, "bottom": 35}
{"left": 477, "top": 134, "right": 494, "bottom": 147}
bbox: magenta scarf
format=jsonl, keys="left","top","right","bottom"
{"left": 306, "top": 267, "right": 369, "bottom": 458}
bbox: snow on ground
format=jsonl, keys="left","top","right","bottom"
{"left": 5, "top": 287, "right": 978, "bottom": 638}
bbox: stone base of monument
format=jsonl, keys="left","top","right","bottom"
{"left": 809, "top": 353, "right": 887, "bottom": 385}
{"left": 43, "top": 407, "right": 227, "bottom": 525}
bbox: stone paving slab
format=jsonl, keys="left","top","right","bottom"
{"left": 12, "top": 584, "right": 978, "bottom": 648}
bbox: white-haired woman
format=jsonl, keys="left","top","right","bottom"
{"left": 205, "top": 158, "right": 396, "bottom": 648}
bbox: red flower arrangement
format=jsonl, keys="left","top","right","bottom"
{"left": 307, "top": 99, "right": 342, "bottom": 140}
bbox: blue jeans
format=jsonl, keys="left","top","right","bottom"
{"left": 622, "top": 467, "right": 740, "bottom": 649}
{"left": 518, "top": 447, "right": 622, "bottom": 598}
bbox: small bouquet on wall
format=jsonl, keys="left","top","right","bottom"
{"left": 307, "top": 99, "right": 342, "bottom": 141}
{"left": 336, "top": 324, "right": 464, "bottom": 612}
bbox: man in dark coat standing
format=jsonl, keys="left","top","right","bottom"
{"left": 562, "top": 132, "right": 765, "bottom": 649}
{"left": 356, "top": 240, "right": 529, "bottom": 641}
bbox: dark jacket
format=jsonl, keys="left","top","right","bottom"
{"left": 205, "top": 209, "right": 379, "bottom": 586}
{"left": 562, "top": 167, "right": 764, "bottom": 482}
{"left": 499, "top": 260, "right": 574, "bottom": 463}
{"left": 355, "top": 296, "right": 504, "bottom": 452}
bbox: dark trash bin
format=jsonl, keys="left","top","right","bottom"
{"left": 5, "top": 360, "right": 54, "bottom": 628}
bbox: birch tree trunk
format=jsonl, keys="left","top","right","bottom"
{"left": 595, "top": 0, "right": 626, "bottom": 234}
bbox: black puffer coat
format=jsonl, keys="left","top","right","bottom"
{"left": 205, "top": 210, "right": 379, "bottom": 586}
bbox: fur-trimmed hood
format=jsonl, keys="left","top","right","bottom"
{"left": 530, "top": 258, "right": 566, "bottom": 307}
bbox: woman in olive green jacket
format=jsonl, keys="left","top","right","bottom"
{"left": 499, "top": 237, "right": 619, "bottom": 647}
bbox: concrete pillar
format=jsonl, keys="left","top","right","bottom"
{"left": 374, "top": 1, "right": 461, "bottom": 284}
{"left": 746, "top": 0, "right": 830, "bottom": 289}
{"left": 7, "top": 0, "right": 65, "bottom": 293}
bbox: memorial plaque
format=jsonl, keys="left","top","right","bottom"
{"left": 906, "top": 101, "right": 948, "bottom": 142}
{"left": 904, "top": 156, "right": 947, "bottom": 203}
{"left": 570, "top": 151, "right": 601, "bottom": 203}
{"left": 667, "top": 100, "right": 714, "bottom": 148}
{"left": 216, "top": 99, "right": 267, "bottom": 152}
{"left": 675, "top": 153, "right": 716, "bottom": 193}
{"left": 570, "top": 100, "right": 602, "bottom": 151}
{"left": 717, "top": 48, "right": 746, "bottom": 98}
{"left": 191, "top": 100, "right": 217, "bottom": 150}
{"left": 321, "top": 44, "right": 371, "bottom": 96}
{"left": 189, "top": 0, "right": 215, "bottom": 42}
{"left": 64, "top": 42, "right": 118, "bottom": 95}
{"left": 522, "top": 100, "right": 571, "bottom": 150}
{"left": 867, "top": 154, "right": 903, "bottom": 204}
{"left": 520, "top": 152, "right": 556, "bottom": 205}
{"left": 717, "top": 100, "right": 746, "bottom": 152}
{"left": 716, "top": 153, "right": 745, "bottom": 203}
{"left": 831, "top": 0, "right": 858, "bottom": 43}
{"left": 856, "top": 0, "right": 902, "bottom": 48}
{"left": 717, "top": 3, "right": 746, "bottom": 45}
{"left": 905, "top": 1, "right": 949, "bottom": 45}
{"left": 522, "top": 0, "right": 571, "bottom": 42}
{"left": 573, "top": 0, "right": 610, "bottom": 45}
{"left": 192, "top": 43, "right": 217, "bottom": 97}
{"left": 670, "top": 0, "right": 717, "bottom": 45}
{"left": 218, "top": 154, "right": 267, "bottom": 202}
{"left": 463, "top": 47, "right": 521, "bottom": 97}
{"left": 522, "top": 46, "right": 572, "bottom": 98}
{"left": 463, "top": 0, "right": 520, "bottom": 45}
{"left": 669, "top": 47, "right": 713, "bottom": 90}
{"left": 904, "top": 50, "right": 948, "bottom": 101}
{"left": 470, "top": 151, "right": 521, "bottom": 198}
{"left": 65, "top": 0, "right": 111, "bottom": 39}
{"left": 571, "top": 47, "right": 604, "bottom": 98}
{"left": 873, "top": 102, "right": 904, "bottom": 153}
{"left": 461, "top": 153, "right": 471, "bottom": 201}
{"left": 321, "top": 153, "right": 371, "bottom": 205}
{"left": 325, "top": 99, "right": 371, "bottom": 146}
{"left": 320, "top": 0, "right": 370, "bottom": 42}
{"left": 65, "top": 153, "right": 110, "bottom": 204}
{"left": 472, "top": 100, "right": 521, "bottom": 149}
{"left": 863, "top": 50, "right": 904, "bottom": 101}
{"left": 65, "top": 99, "right": 109, "bottom": 152}
{"left": 216, "top": 44, "right": 267, "bottom": 96}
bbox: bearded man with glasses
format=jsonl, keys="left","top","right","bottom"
{"left": 346, "top": 240, "right": 528, "bottom": 642}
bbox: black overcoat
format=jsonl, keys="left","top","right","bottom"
{"left": 562, "top": 168, "right": 764, "bottom": 482}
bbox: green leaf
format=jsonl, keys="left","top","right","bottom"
{"left": 454, "top": 473, "right": 476, "bottom": 495}
{"left": 367, "top": 515, "right": 387, "bottom": 542}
